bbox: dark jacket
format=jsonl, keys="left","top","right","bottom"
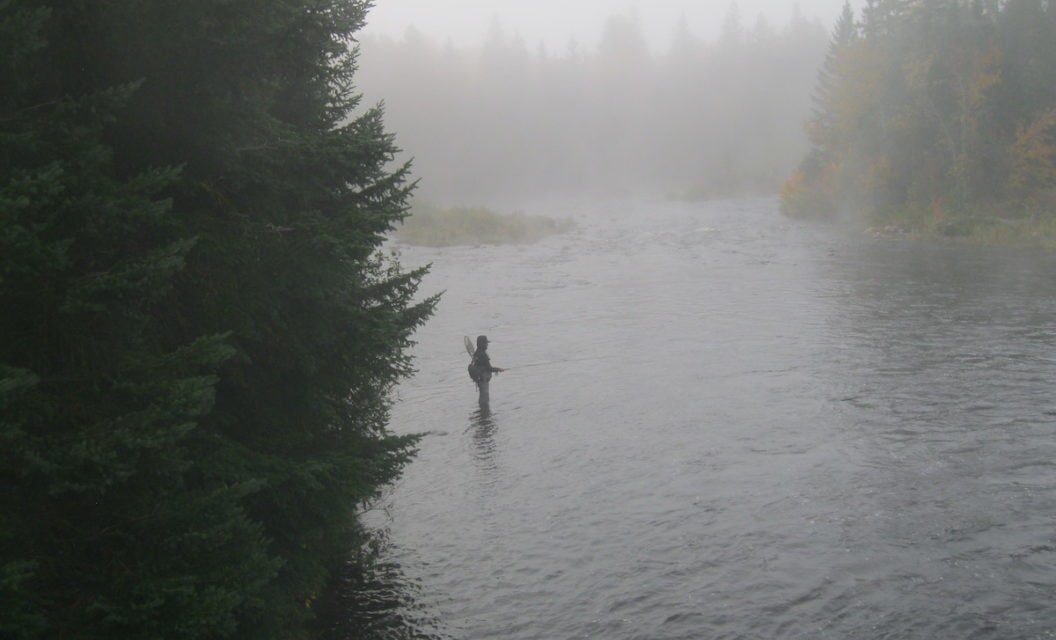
{"left": 473, "top": 350, "right": 500, "bottom": 374}
{"left": 469, "top": 349, "right": 500, "bottom": 384}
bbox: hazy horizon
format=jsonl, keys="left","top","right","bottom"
{"left": 355, "top": 7, "right": 829, "bottom": 203}
{"left": 362, "top": 0, "right": 861, "bottom": 51}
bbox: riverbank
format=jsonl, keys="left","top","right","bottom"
{"left": 394, "top": 202, "right": 573, "bottom": 247}
{"left": 867, "top": 203, "right": 1056, "bottom": 250}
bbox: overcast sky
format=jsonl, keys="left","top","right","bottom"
{"left": 362, "top": 0, "right": 861, "bottom": 51}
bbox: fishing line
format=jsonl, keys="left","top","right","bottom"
{"left": 504, "top": 356, "right": 614, "bottom": 371}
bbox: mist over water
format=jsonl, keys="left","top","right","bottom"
{"left": 13, "top": 1, "right": 1055, "bottom": 638}
{"left": 322, "top": 197, "right": 1056, "bottom": 639}
{"left": 316, "top": 4, "right": 1056, "bottom": 639}
{"left": 356, "top": 12, "right": 827, "bottom": 203}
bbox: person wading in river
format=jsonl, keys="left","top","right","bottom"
{"left": 469, "top": 335, "right": 505, "bottom": 406}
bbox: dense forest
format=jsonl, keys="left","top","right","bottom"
{"left": 10, "top": 0, "right": 1056, "bottom": 637}
{"left": 783, "top": 0, "right": 1056, "bottom": 239}
{"left": 0, "top": 1, "right": 434, "bottom": 639}
{"left": 357, "top": 9, "right": 829, "bottom": 202}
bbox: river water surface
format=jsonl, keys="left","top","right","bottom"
{"left": 328, "top": 197, "right": 1056, "bottom": 639}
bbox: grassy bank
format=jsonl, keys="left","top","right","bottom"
{"left": 868, "top": 201, "right": 1056, "bottom": 250}
{"left": 394, "top": 202, "right": 574, "bottom": 247}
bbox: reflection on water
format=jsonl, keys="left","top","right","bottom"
{"left": 331, "top": 197, "right": 1056, "bottom": 640}
{"left": 469, "top": 405, "right": 498, "bottom": 471}
{"left": 314, "top": 529, "right": 448, "bottom": 640}
{"left": 317, "top": 408, "right": 504, "bottom": 640}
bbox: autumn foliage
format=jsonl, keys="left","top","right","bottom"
{"left": 783, "top": 0, "right": 1056, "bottom": 228}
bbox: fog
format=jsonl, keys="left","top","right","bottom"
{"left": 357, "top": 7, "right": 830, "bottom": 203}
{"left": 363, "top": 0, "right": 858, "bottom": 51}
{"left": 12, "top": 2, "right": 1056, "bottom": 639}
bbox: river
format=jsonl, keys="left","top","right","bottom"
{"left": 322, "top": 196, "right": 1056, "bottom": 639}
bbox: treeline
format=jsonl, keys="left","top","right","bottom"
{"left": 1, "top": 2, "right": 433, "bottom": 639}
{"left": 783, "top": 0, "right": 1056, "bottom": 233}
{"left": 357, "top": 10, "right": 829, "bottom": 202}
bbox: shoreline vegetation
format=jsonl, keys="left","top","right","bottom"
{"left": 864, "top": 200, "right": 1056, "bottom": 250}
{"left": 781, "top": 2, "right": 1056, "bottom": 249}
{"left": 394, "top": 202, "right": 574, "bottom": 247}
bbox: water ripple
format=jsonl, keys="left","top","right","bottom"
{"left": 333, "top": 197, "right": 1056, "bottom": 640}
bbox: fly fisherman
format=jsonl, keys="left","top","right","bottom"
{"left": 468, "top": 335, "right": 505, "bottom": 406}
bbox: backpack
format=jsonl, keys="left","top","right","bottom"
{"left": 468, "top": 362, "right": 483, "bottom": 384}
{"left": 464, "top": 337, "right": 486, "bottom": 385}
{"left": 468, "top": 353, "right": 484, "bottom": 384}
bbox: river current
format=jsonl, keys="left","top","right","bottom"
{"left": 324, "top": 197, "right": 1056, "bottom": 640}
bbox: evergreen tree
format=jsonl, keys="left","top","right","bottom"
{"left": 862, "top": 0, "right": 911, "bottom": 39}
{"left": 781, "top": 2, "right": 859, "bottom": 218}
{"left": 0, "top": 1, "right": 435, "bottom": 638}
{"left": 721, "top": 1, "right": 743, "bottom": 46}
{"left": 806, "top": 2, "right": 859, "bottom": 159}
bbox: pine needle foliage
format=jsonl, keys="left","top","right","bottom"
{"left": 0, "top": 1, "right": 436, "bottom": 638}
